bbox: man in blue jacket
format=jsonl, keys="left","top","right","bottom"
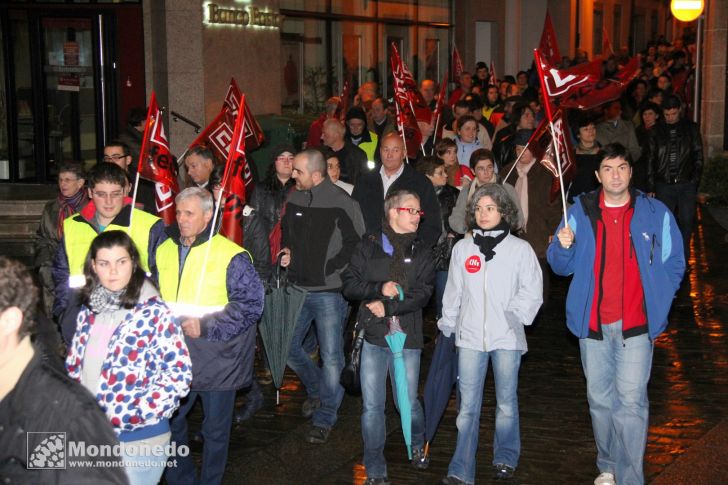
{"left": 547, "top": 143, "right": 684, "bottom": 485}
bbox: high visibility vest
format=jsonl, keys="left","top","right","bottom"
{"left": 155, "top": 234, "right": 247, "bottom": 318}
{"left": 358, "top": 131, "right": 379, "bottom": 163}
{"left": 63, "top": 209, "right": 160, "bottom": 288}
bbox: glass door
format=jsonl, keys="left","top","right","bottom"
{"left": 41, "top": 17, "right": 100, "bottom": 173}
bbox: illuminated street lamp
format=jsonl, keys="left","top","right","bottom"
{"left": 670, "top": 0, "right": 705, "bottom": 22}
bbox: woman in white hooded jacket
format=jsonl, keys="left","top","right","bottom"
{"left": 437, "top": 184, "right": 542, "bottom": 485}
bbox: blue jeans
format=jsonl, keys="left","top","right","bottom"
{"left": 435, "top": 270, "right": 449, "bottom": 318}
{"left": 448, "top": 348, "right": 522, "bottom": 484}
{"left": 121, "top": 434, "right": 170, "bottom": 485}
{"left": 166, "top": 390, "right": 236, "bottom": 485}
{"left": 580, "top": 321, "right": 653, "bottom": 485}
{"left": 360, "top": 340, "right": 425, "bottom": 479}
{"left": 286, "top": 291, "right": 346, "bottom": 428}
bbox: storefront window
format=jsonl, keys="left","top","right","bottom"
{"left": 377, "top": 0, "right": 416, "bottom": 21}
{"left": 11, "top": 10, "right": 36, "bottom": 180}
{"left": 281, "top": 17, "right": 328, "bottom": 112}
{"left": 280, "top": 0, "right": 327, "bottom": 13}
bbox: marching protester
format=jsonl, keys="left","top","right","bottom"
{"left": 548, "top": 143, "right": 685, "bottom": 485}
{"left": 438, "top": 184, "right": 542, "bottom": 484}
{"left": 183, "top": 145, "right": 217, "bottom": 189}
{"left": 155, "top": 187, "right": 264, "bottom": 485}
{"left": 35, "top": 162, "right": 88, "bottom": 317}
{"left": 435, "top": 138, "right": 474, "bottom": 190}
{"left": 102, "top": 140, "right": 157, "bottom": 215}
{"left": 0, "top": 256, "right": 127, "bottom": 484}
{"left": 279, "top": 149, "right": 365, "bottom": 444}
{"left": 65, "top": 230, "right": 192, "bottom": 485}
{"left": 342, "top": 190, "right": 435, "bottom": 484}
{"left": 52, "top": 163, "right": 165, "bottom": 343}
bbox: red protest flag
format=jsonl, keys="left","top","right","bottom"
{"left": 188, "top": 108, "right": 236, "bottom": 164}
{"left": 334, "top": 77, "right": 351, "bottom": 121}
{"left": 489, "top": 61, "right": 497, "bottom": 86}
{"left": 431, "top": 73, "right": 449, "bottom": 141}
{"left": 535, "top": 48, "right": 602, "bottom": 113}
{"left": 526, "top": 111, "right": 576, "bottom": 203}
{"left": 390, "top": 42, "right": 423, "bottom": 158}
{"left": 223, "top": 78, "right": 265, "bottom": 151}
{"left": 561, "top": 56, "right": 641, "bottom": 110}
{"left": 602, "top": 27, "right": 614, "bottom": 58}
{"left": 539, "top": 11, "right": 562, "bottom": 65}
{"left": 452, "top": 45, "right": 464, "bottom": 84}
{"left": 137, "top": 92, "right": 179, "bottom": 225}
{"left": 218, "top": 94, "right": 251, "bottom": 246}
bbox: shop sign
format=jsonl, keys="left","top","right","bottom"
{"left": 204, "top": 3, "right": 283, "bottom": 29}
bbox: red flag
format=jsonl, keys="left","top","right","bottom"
{"left": 602, "top": 27, "right": 614, "bottom": 58}
{"left": 334, "top": 78, "right": 351, "bottom": 121}
{"left": 223, "top": 78, "right": 265, "bottom": 150}
{"left": 431, "top": 73, "right": 449, "bottom": 141}
{"left": 390, "top": 43, "right": 423, "bottom": 158}
{"left": 535, "top": 48, "right": 602, "bottom": 112}
{"left": 527, "top": 111, "right": 576, "bottom": 203}
{"left": 188, "top": 109, "right": 236, "bottom": 164}
{"left": 489, "top": 61, "right": 497, "bottom": 86}
{"left": 218, "top": 94, "right": 251, "bottom": 246}
{"left": 452, "top": 45, "right": 464, "bottom": 84}
{"left": 137, "top": 92, "right": 179, "bottom": 225}
{"left": 539, "top": 11, "right": 562, "bottom": 65}
{"left": 562, "top": 56, "right": 641, "bottom": 110}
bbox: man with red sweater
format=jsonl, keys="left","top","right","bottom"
{"left": 547, "top": 143, "right": 685, "bottom": 485}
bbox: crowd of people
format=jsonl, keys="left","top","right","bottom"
{"left": 0, "top": 35, "right": 698, "bottom": 485}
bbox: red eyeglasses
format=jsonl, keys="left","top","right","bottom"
{"left": 396, "top": 207, "right": 424, "bottom": 217}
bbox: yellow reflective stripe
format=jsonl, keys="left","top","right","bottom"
{"left": 68, "top": 274, "right": 86, "bottom": 288}
{"left": 165, "top": 302, "right": 226, "bottom": 318}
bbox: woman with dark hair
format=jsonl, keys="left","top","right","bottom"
{"left": 249, "top": 144, "right": 296, "bottom": 260}
{"left": 65, "top": 230, "right": 192, "bottom": 485}
{"left": 438, "top": 184, "right": 542, "bottom": 484}
{"left": 416, "top": 157, "right": 460, "bottom": 318}
{"left": 492, "top": 103, "right": 536, "bottom": 171}
{"left": 633, "top": 101, "right": 662, "bottom": 192}
{"left": 435, "top": 138, "right": 474, "bottom": 190}
{"left": 568, "top": 114, "right": 602, "bottom": 203}
{"left": 454, "top": 115, "right": 482, "bottom": 174}
{"left": 342, "top": 190, "right": 435, "bottom": 485}
{"left": 449, "top": 149, "right": 523, "bottom": 235}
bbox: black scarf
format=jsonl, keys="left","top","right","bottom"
{"left": 381, "top": 222, "right": 417, "bottom": 291}
{"left": 473, "top": 220, "right": 510, "bottom": 261}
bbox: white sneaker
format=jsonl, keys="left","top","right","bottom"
{"left": 594, "top": 472, "right": 616, "bottom": 485}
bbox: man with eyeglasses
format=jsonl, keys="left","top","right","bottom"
{"left": 103, "top": 140, "right": 157, "bottom": 214}
{"left": 353, "top": 132, "right": 442, "bottom": 248}
{"left": 51, "top": 163, "right": 165, "bottom": 342}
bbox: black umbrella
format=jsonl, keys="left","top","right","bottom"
{"left": 423, "top": 331, "right": 458, "bottom": 455}
{"left": 258, "top": 263, "right": 307, "bottom": 404}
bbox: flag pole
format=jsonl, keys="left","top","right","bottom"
{"left": 127, "top": 171, "right": 141, "bottom": 234}
{"left": 195, "top": 187, "right": 224, "bottom": 305}
{"left": 393, "top": 101, "right": 408, "bottom": 156}
{"left": 431, "top": 113, "right": 441, "bottom": 156}
{"left": 547, "top": 123, "right": 569, "bottom": 224}
{"left": 501, "top": 141, "right": 531, "bottom": 185}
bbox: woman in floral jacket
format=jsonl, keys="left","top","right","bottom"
{"left": 66, "top": 230, "right": 192, "bottom": 485}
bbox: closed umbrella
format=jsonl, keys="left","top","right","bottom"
{"left": 258, "top": 263, "right": 307, "bottom": 404}
{"left": 385, "top": 316, "right": 413, "bottom": 460}
{"left": 423, "top": 330, "right": 458, "bottom": 456}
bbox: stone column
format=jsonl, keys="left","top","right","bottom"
{"left": 701, "top": 0, "right": 727, "bottom": 157}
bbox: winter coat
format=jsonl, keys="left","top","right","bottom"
{"left": 433, "top": 184, "right": 461, "bottom": 271}
{"left": 547, "top": 189, "right": 685, "bottom": 340}
{"left": 282, "top": 178, "right": 365, "bottom": 292}
{"left": 66, "top": 282, "right": 192, "bottom": 438}
{"left": 438, "top": 230, "right": 543, "bottom": 353}
{"left": 35, "top": 198, "right": 62, "bottom": 296}
{"left": 342, "top": 233, "right": 435, "bottom": 349}
{"left": 647, "top": 118, "right": 703, "bottom": 190}
{"left": 596, "top": 119, "right": 642, "bottom": 163}
{"left": 1, "top": 346, "right": 127, "bottom": 484}
{"left": 249, "top": 178, "right": 295, "bottom": 239}
{"left": 353, "top": 163, "right": 442, "bottom": 248}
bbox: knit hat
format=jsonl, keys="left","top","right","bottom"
{"left": 345, "top": 106, "right": 367, "bottom": 122}
{"left": 513, "top": 129, "right": 534, "bottom": 147}
{"left": 271, "top": 143, "right": 295, "bottom": 160}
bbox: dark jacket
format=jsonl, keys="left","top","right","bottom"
{"left": 434, "top": 184, "right": 461, "bottom": 271}
{"left": 0, "top": 346, "right": 128, "bottom": 484}
{"left": 647, "top": 118, "right": 703, "bottom": 191}
{"left": 352, "top": 163, "right": 442, "bottom": 249}
{"left": 491, "top": 123, "right": 518, "bottom": 171}
{"left": 249, "top": 178, "right": 295, "bottom": 238}
{"left": 342, "top": 233, "right": 435, "bottom": 349}
{"left": 282, "top": 179, "right": 365, "bottom": 291}
{"left": 35, "top": 198, "right": 62, "bottom": 298}
{"left": 152, "top": 223, "right": 265, "bottom": 391}
{"left": 547, "top": 189, "right": 685, "bottom": 340}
